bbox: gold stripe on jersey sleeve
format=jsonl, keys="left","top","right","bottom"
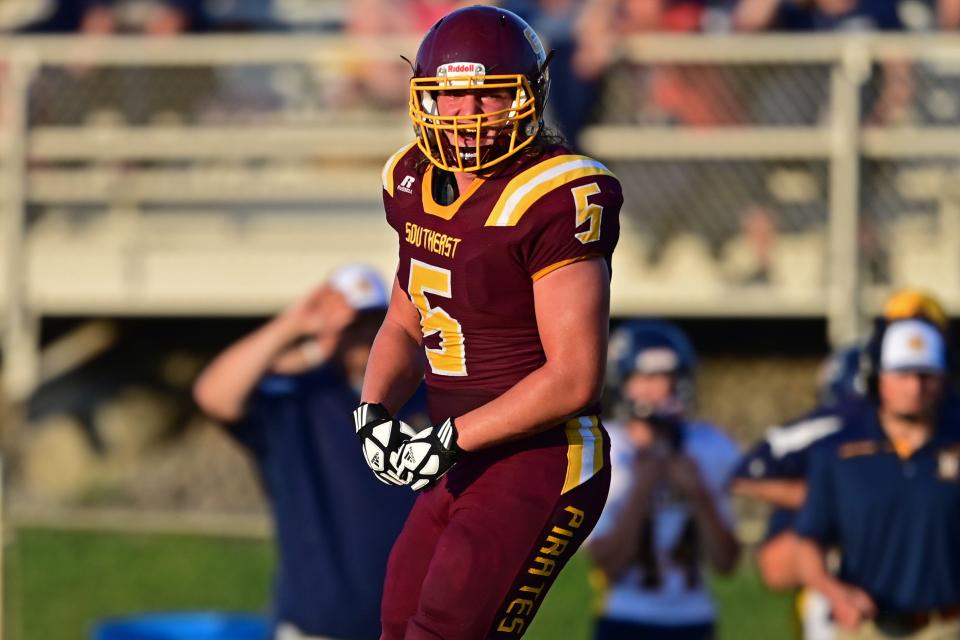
{"left": 421, "top": 165, "right": 486, "bottom": 220}
{"left": 381, "top": 141, "right": 417, "bottom": 197}
{"left": 485, "top": 155, "right": 615, "bottom": 227}
{"left": 561, "top": 415, "right": 604, "bottom": 495}
{"left": 530, "top": 254, "right": 600, "bottom": 282}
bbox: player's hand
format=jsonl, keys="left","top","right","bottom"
{"left": 393, "top": 418, "right": 462, "bottom": 491}
{"left": 282, "top": 284, "right": 355, "bottom": 338}
{"left": 829, "top": 583, "right": 876, "bottom": 631}
{"left": 353, "top": 402, "right": 418, "bottom": 486}
{"left": 662, "top": 454, "right": 708, "bottom": 500}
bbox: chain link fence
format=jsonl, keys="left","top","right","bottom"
{"left": 0, "top": 33, "right": 958, "bottom": 517}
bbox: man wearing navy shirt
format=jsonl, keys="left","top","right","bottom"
{"left": 194, "top": 264, "right": 421, "bottom": 640}
{"left": 796, "top": 318, "right": 960, "bottom": 639}
{"left": 733, "top": 289, "right": 951, "bottom": 640}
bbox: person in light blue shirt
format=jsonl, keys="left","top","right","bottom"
{"left": 587, "top": 320, "right": 740, "bottom": 640}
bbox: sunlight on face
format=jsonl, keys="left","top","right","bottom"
{"left": 879, "top": 370, "right": 945, "bottom": 421}
{"left": 435, "top": 89, "right": 514, "bottom": 147}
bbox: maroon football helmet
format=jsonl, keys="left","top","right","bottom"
{"left": 409, "top": 5, "right": 551, "bottom": 173}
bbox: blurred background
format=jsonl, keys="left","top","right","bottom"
{"left": 1, "top": 0, "right": 959, "bottom": 638}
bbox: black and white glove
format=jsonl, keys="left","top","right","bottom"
{"left": 353, "top": 402, "right": 418, "bottom": 486}
{"left": 394, "top": 417, "right": 462, "bottom": 491}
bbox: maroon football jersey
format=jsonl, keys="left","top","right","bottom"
{"left": 382, "top": 142, "right": 622, "bottom": 421}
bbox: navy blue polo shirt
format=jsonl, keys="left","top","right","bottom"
{"left": 228, "top": 365, "right": 424, "bottom": 639}
{"left": 796, "top": 397, "right": 960, "bottom": 613}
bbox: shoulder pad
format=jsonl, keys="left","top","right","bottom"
{"left": 485, "top": 154, "right": 618, "bottom": 227}
{"left": 382, "top": 141, "right": 419, "bottom": 197}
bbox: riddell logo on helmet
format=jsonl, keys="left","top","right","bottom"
{"left": 437, "top": 62, "right": 486, "bottom": 78}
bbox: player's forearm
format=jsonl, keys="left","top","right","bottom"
{"left": 193, "top": 315, "right": 299, "bottom": 422}
{"left": 455, "top": 356, "right": 604, "bottom": 451}
{"left": 795, "top": 537, "right": 840, "bottom": 596}
{"left": 688, "top": 488, "right": 740, "bottom": 574}
{"left": 730, "top": 478, "right": 807, "bottom": 510}
{"left": 756, "top": 532, "right": 804, "bottom": 590}
{"left": 456, "top": 259, "right": 608, "bottom": 451}
{"left": 361, "top": 318, "right": 425, "bottom": 414}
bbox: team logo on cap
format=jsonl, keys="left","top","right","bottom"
{"left": 908, "top": 334, "right": 925, "bottom": 352}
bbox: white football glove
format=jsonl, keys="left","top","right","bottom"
{"left": 394, "top": 417, "right": 462, "bottom": 491}
{"left": 353, "top": 402, "right": 418, "bottom": 486}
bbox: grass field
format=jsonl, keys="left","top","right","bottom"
{"left": 5, "top": 528, "right": 795, "bottom": 640}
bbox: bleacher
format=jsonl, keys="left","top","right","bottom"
{"left": 3, "top": 33, "right": 960, "bottom": 397}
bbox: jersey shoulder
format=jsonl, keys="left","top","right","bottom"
{"left": 381, "top": 141, "right": 424, "bottom": 198}
{"left": 484, "top": 146, "right": 622, "bottom": 228}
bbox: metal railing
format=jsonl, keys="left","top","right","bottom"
{"left": 1, "top": 33, "right": 960, "bottom": 398}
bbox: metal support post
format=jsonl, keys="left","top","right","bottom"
{"left": 1, "top": 48, "right": 39, "bottom": 402}
{"left": 827, "top": 42, "right": 868, "bottom": 346}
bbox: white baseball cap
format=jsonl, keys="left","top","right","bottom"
{"left": 328, "top": 264, "right": 389, "bottom": 311}
{"left": 880, "top": 319, "right": 946, "bottom": 373}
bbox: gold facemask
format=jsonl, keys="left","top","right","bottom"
{"left": 409, "top": 73, "right": 539, "bottom": 173}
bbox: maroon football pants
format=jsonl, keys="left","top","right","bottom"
{"left": 380, "top": 418, "right": 611, "bottom": 640}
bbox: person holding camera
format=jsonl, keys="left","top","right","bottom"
{"left": 586, "top": 320, "right": 741, "bottom": 640}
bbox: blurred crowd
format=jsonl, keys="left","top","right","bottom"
{"left": 7, "top": 0, "right": 960, "bottom": 286}
{"left": 11, "top": 0, "right": 960, "bottom": 129}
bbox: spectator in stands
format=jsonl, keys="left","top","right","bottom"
{"left": 576, "top": 0, "right": 740, "bottom": 127}
{"left": 27, "top": 0, "right": 212, "bottom": 125}
{"left": 734, "top": 0, "right": 914, "bottom": 125}
{"left": 79, "top": 0, "right": 207, "bottom": 35}
{"left": 19, "top": 0, "right": 206, "bottom": 34}
{"left": 338, "top": 0, "right": 467, "bottom": 109}
{"left": 731, "top": 289, "right": 950, "bottom": 640}
{"left": 733, "top": 0, "right": 943, "bottom": 284}
{"left": 573, "top": 0, "right": 767, "bottom": 268}
{"left": 500, "top": 0, "right": 597, "bottom": 148}
{"left": 193, "top": 264, "right": 423, "bottom": 640}
{"left": 587, "top": 320, "right": 740, "bottom": 640}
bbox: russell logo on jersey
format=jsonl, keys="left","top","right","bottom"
{"left": 398, "top": 175, "right": 417, "bottom": 194}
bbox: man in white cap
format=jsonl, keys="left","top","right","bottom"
{"left": 794, "top": 317, "right": 960, "bottom": 640}
{"left": 193, "top": 264, "right": 423, "bottom": 640}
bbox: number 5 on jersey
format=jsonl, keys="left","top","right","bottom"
{"left": 407, "top": 259, "right": 467, "bottom": 376}
{"left": 573, "top": 183, "right": 602, "bottom": 244}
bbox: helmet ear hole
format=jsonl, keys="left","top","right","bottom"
{"left": 420, "top": 91, "right": 438, "bottom": 117}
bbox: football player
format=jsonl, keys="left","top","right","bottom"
{"left": 352, "top": 5, "right": 623, "bottom": 638}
